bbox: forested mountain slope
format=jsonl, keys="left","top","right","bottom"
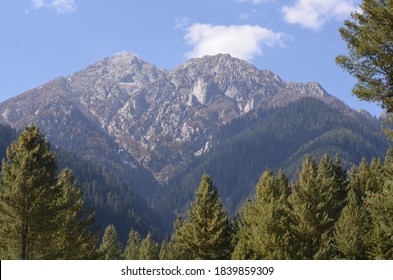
{"left": 0, "top": 124, "right": 162, "bottom": 242}
{"left": 0, "top": 53, "right": 374, "bottom": 189}
{"left": 0, "top": 53, "right": 390, "bottom": 235}
{"left": 154, "top": 98, "right": 389, "bottom": 230}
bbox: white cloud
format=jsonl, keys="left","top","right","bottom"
{"left": 282, "top": 0, "right": 359, "bottom": 30}
{"left": 184, "top": 23, "right": 284, "bottom": 61}
{"left": 31, "top": 0, "right": 45, "bottom": 9}
{"left": 29, "top": 0, "right": 77, "bottom": 14}
{"left": 174, "top": 16, "right": 191, "bottom": 30}
{"left": 51, "top": 0, "right": 77, "bottom": 13}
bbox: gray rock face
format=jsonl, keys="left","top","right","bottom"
{"left": 0, "top": 52, "right": 362, "bottom": 183}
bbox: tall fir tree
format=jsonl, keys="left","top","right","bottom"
{"left": 289, "top": 155, "right": 347, "bottom": 259}
{"left": 231, "top": 201, "right": 257, "bottom": 260}
{"left": 314, "top": 155, "right": 347, "bottom": 259}
{"left": 53, "top": 169, "right": 98, "bottom": 259}
{"left": 124, "top": 228, "right": 141, "bottom": 260}
{"left": 366, "top": 180, "right": 393, "bottom": 259}
{"left": 139, "top": 231, "right": 159, "bottom": 260}
{"left": 0, "top": 125, "right": 58, "bottom": 259}
{"left": 233, "top": 169, "right": 292, "bottom": 259}
{"left": 334, "top": 186, "right": 371, "bottom": 260}
{"left": 336, "top": 0, "right": 393, "bottom": 113}
{"left": 170, "top": 175, "right": 232, "bottom": 259}
{"left": 369, "top": 158, "right": 385, "bottom": 193}
{"left": 383, "top": 148, "right": 393, "bottom": 181}
{"left": 349, "top": 159, "right": 372, "bottom": 200}
{"left": 159, "top": 240, "right": 170, "bottom": 260}
{"left": 164, "top": 216, "right": 185, "bottom": 260}
{"left": 98, "top": 224, "right": 123, "bottom": 260}
{"left": 289, "top": 156, "right": 318, "bottom": 259}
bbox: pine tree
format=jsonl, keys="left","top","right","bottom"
{"left": 289, "top": 155, "right": 347, "bottom": 259}
{"left": 159, "top": 240, "right": 170, "bottom": 260}
{"left": 0, "top": 125, "right": 58, "bottom": 259}
{"left": 171, "top": 175, "right": 232, "bottom": 259}
{"left": 369, "top": 158, "right": 385, "bottom": 193}
{"left": 98, "top": 224, "right": 123, "bottom": 260}
{"left": 232, "top": 201, "right": 258, "bottom": 260}
{"left": 139, "top": 231, "right": 159, "bottom": 260}
{"left": 314, "top": 155, "right": 347, "bottom": 259}
{"left": 289, "top": 156, "right": 318, "bottom": 259}
{"left": 366, "top": 180, "right": 393, "bottom": 259}
{"left": 124, "top": 228, "right": 141, "bottom": 260}
{"left": 165, "top": 216, "right": 185, "bottom": 259}
{"left": 384, "top": 148, "right": 393, "bottom": 182}
{"left": 233, "top": 169, "right": 292, "bottom": 259}
{"left": 336, "top": 0, "right": 393, "bottom": 113}
{"left": 53, "top": 169, "right": 98, "bottom": 259}
{"left": 349, "top": 159, "right": 371, "bottom": 200}
{"left": 334, "top": 187, "right": 371, "bottom": 259}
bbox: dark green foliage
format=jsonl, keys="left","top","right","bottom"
{"left": 336, "top": 0, "right": 393, "bottom": 112}
{"left": 155, "top": 98, "right": 387, "bottom": 231}
{"left": 53, "top": 169, "right": 98, "bottom": 259}
{"left": 123, "top": 228, "right": 159, "bottom": 260}
{"left": 232, "top": 169, "right": 293, "bottom": 259}
{"left": 169, "top": 175, "right": 232, "bottom": 259}
{"left": 124, "top": 228, "right": 142, "bottom": 260}
{"left": 230, "top": 152, "right": 392, "bottom": 260}
{"left": 0, "top": 125, "right": 58, "bottom": 259}
{"left": 0, "top": 125, "right": 99, "bottom": 260}
{"left": 0, "top": 124, "right": 163, "bottom": 249}
{"left": 55, "top": 148, "right": 163, "bottom": 244}
{"left": 139, "top": 231, "right": 159, "bottom": 260}
{"left": 0, "top": 121, "right": 391, "bottom": 260}
{"left": 289, "top": 155, "right": 347, "bottom": 259}
{"left": 366, "top": 180, "right": 393, "bottom": 259}
{"left": 334, "top": 188, "right": 371, "bottom": 259}
{"left": 162, "top": 216, "right": 185, "bottom": 260}
{"left": 98, "top": 224, "right": 123, "bottom": 260}
{"left": 159, "top": 240, "right": 170, "bottom": 260}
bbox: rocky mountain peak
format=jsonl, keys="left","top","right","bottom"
{"left": 0, "top": 52, "right": 355, "bottom": 184}
{"left": 171, "top": 53, "right": 280, "bottom": 82}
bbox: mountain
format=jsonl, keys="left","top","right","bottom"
{"left": 0, "top": 52, "right": 376, "bottom": 185}
{"left": 152, "top": 97, "right": 388, "bottom": 229}
{"left": 0, "top": 124, "right": 162, "bottom": 242}
{"left": 0, "top": 52, "right": 389, "bottom": 232}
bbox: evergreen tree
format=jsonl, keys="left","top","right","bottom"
{"left": 334, "top": 188, "right": 371, "bottom": 259}
{"left": 139, "top": 231, "right": 159, "bottom": 260}
{"left": 369, "top": 158, "right": 385, "bottom": 193}
{"left": 289, "top": 155, "right": 347, "bottom": 259}
{"left": 336, "top": 0, "right": 393, "bottom": 113}
{"left": 171, "top": 175, "right": 232, "bottom": 259}
{"left": 53, "top": 169, "right": 98, "bottom": 259}
{"left": 98, "top": 224, "right": 123, "bottom": 260}
{"left": 366, "top": 180, "right": 393, "bottom": 259}
{"left": 233, "top": 169, "right": 292, "bottom": 259}
{"left": 0, "top": 125, "right": 58, "bottom": 259}
{"left": 159, "top": 239, "right": 170, "bottom": 260}
{"left": 231, "top": 201, "right": 257, "bottom": 260}
{"left": 350, "top": 159, "right": 371, "bottom": 197}
{"left": 165, "top": 216, "right": 185, "bottom": 260}
{"left": 289, "top": 156, "right": 318, "bottom": 259}
{"left": 383, "top": 148, "right": 393, "bottom": 181}
{"left": 314, "top": 155, "right": 347, "bottom": 259}
{"left": 124, "top": 228, "right": 141, "bottom": 260}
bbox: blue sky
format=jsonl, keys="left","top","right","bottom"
{"left": 0, "top": 0, "right": 383, "bottom": 116}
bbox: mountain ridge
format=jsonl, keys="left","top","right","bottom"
{"left": 0, "top": 52, "right": 380, "bottom": 186}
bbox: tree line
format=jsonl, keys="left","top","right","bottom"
{"left": 0, "top": 125, "right": 391, "bottom": 259}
